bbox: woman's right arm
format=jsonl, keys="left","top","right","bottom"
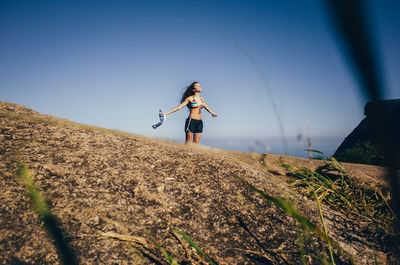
{"left": 162, "top": 97, "right": 190, "bottom": 116}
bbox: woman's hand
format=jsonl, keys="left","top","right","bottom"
{"left": 212, "top": 113, "right": 218, "bottom": 118}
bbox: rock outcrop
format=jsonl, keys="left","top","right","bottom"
{"left": 334, "top": 99, "right": 400, "bottom": 166}
{"left": 0, "top": 100, "right": 397, "bottom": 264}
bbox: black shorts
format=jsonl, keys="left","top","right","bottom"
{"left": 185, "top": 118, "right": 203, "bottom": 134}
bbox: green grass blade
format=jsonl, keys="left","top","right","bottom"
{"left": 145, "top": 230, "right": 178, "bottom": 265}
{"left": 306, "top": 149, "right": 329, "bottom": 159}
{"left": 329, "top": 156, "right": 347, "bottom": 174}
{"left": 16, "top": 162, "right": 79, "bottom": 265}
{"left": 233, "top": 175, "right": 318, "bottom": 231}
{"left": 313, "top": 190, "right": 335, "bottom": 265}
{"left": 373, "top": 249, "right": 378, "bottom": 265}
{"left": 171, "top": 227, "right": 218, "bottom": 265}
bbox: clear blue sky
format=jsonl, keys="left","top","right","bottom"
{"left": 1, "top": 0, "right": 399, "bottom": 141}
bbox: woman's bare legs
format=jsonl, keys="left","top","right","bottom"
{"left": 185, "top": 131, "right": 194, "bottom": 145}
{"left": 193, "top": 133, "right": 202, "bottom": 144}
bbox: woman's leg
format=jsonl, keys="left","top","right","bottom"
{"left": 185, "top": 131, "right": 194, "bottom": 145}
{"left": 193, "top": 133, "right": 202, "bottom": 144}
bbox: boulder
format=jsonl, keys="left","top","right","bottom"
{"left": 334, "top": 99, "right": 400, "bottom": 166}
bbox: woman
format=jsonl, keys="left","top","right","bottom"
{"left": 162, "top": 82, "right": 218, "bottom": 145}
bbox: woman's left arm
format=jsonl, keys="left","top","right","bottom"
{"left": 202, "top": 97, "right": 218, "bottom": 117}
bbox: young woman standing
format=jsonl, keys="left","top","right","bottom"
{"left": 162, "top": 82, "right": 218, "bottom": 145}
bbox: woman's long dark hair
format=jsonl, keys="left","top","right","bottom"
{"left": 181, "top": 81, "right": 198, "bottom": 109}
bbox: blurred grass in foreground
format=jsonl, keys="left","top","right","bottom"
{"left": 16, "top": 162, "right": 79, "bottom": 265}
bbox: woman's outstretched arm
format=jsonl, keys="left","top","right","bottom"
{"left": 162, "top": 97, "right": 190, "bottom": 116}
{"left": 201, "top": 97, "right": 218, "bottom": 117}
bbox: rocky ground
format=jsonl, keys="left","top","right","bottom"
{"left": 0, "top": 100, "right": 398, "bottom": 264}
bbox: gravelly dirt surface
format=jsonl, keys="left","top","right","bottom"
{"left": 0, "top": 101, "right": 398, "bottom": 264}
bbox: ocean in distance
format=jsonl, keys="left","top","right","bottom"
{"left": 161, "top": 136, "right": 345, "bottom": 159}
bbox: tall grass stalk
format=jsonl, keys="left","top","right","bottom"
{"left": 313, "top": 190, "right": 335, "bottom": 265}
{"left": 220, "top": 34, "right": 288, "bottom": 154}
{"left": 307, "top": 121, "right": 313, "bottom": 159}
{"left": 16, "top": 162, "right": 78, "bottom": 265}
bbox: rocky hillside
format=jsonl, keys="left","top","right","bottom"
{"left": 0, "top": 101, "right": 397, "bottom": 264}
